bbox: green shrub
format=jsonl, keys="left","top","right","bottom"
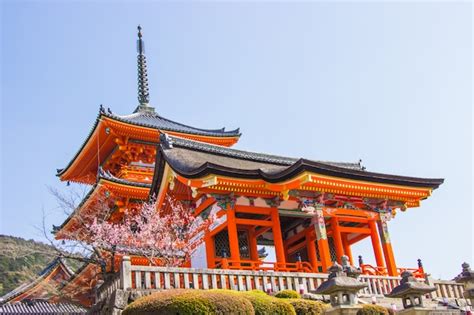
{"left": 123, "top": 289, "right": 253, "bottom": 315}
{"left": 356, "top": 304, "right": 390, "bottom": 315}
{"left": 275, "top": 289, "right": 301, "bottom": 299}
{"left": 241, "top": 290, "right": 296, "bottom": 315}
{"left": 286, "top": 299, "right": 327, "bottom": 315}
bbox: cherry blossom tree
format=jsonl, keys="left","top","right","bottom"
{"left": 88, "top": 195, "right": 212, "bottom": 266}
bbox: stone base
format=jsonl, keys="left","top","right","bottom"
{"left": 398, "top": 307, "right": 461, "bottom": 315}
{"left": 324, "top": 305, "right": 362, "bottom": 315}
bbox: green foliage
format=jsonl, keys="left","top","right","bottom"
{"left": 0, "top": 235, "right": 82, "bottom": 296}
{"left": 241, "top": 290, "right": 296, "bottom": 315}
{"left": 286, "top": 299, "right": 328, "bottom": 315}
{"left": 275, "top": 289, "right": 301, "bottom": 299}
{"left": 356, "top": 304, "right": 390, "bottom": 315}
{"left": 123, "top": 289, "right": 254, "bottom": 315}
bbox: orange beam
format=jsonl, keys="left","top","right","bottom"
{"left": 205, "top": 234, "right": 215, "bottom": 268}
{"left": 369, "top": 220, "right": 385, "bottom": 268}
{"left": 339, "top": 226, "right": 371, "bottom": 234}
{"left": 248, "top": 228, "right": 259, "bottom": 261}
{"left": 284, "top": 227, "right": 310, "bottom": 247}
{"left": 235, "top": 205, "right": 272, "bottom": 215}
{"left": 235, "top": 218, "right": 273, "bottom": 227}
{"left": 331, "top": 217, "right": 344, "bottom": 263}
{"left": 317, "top": 238, "right": 331, "bottom": 272}
{"left": 271, "top": 208, "right": 286, "bottom": 264}
{"left": 227, "top": 206, "right": 240, "bottom": 260}
{"left": 209, "top": 221, "right": 228, "bottom": 237}
{"left": 342, "top": 235, "right": 354, "bottom": 265}
{"left": 348, "top": 233, "right": 370, "bottom": 245}
{"left": 194, "top": 197, "right": 216, "bottom": 217}
{"left": 254, "top": 226, "right": 272, "bottom": 238}
{"left": 306, "top": 230, "right": 318, "bottom": 271}
{"left": 378, "top": 221, "right": 398, "bottom": 276}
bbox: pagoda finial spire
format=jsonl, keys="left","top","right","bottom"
{"left": 135, "top": 25, "right": 154, "bottom": 112}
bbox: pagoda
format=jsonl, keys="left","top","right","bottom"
{"left": 8, "top": 26, "right": 443, "bottom": 308}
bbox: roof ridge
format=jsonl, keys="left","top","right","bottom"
{"left": 163, "top": 134, "right": 362, "bottom": 169}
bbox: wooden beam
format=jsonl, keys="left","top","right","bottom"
{"left": 254, "top": 226, "right": 272, "bottom": 238}
{"left": 235, "top": 218, "right": 273, "bottom": 227}
{"left": 339, "top": 227, "right": 371, "bottom": 234}
{"left": 227, "top": 206, "right": 240, "bottom": 261}
{"left": 235, "top": 205, "right": 272, "bottom": 215}
{"left": 331, "top": 217, "right": 344, "bottom": 264}
{"left": 369, "top": 220, "right": 385, "bottom": 268}
{"left": 194, "top": 197, "right": 216, "bottom": 217}
{"left": 348, "top": 233, "right": 370, "bottom": 245}
{"left": 209, "top": 222, "right": 228, "bottom": 237}
{"left": 271, "top": 208, "right": 286, "bottom": 264}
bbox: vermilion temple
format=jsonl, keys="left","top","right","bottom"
{"left": 1, "top": 26, "right": 446, "bottom": 309}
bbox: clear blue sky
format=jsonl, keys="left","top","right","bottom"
{"left": 1, "top": 1, "right": 472, "bottom": 279}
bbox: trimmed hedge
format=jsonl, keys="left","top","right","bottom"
{"left": 123, "top": 289, "right": 253, "bottom": 315}
{"left": 287, "top": 299, "right": 328, "bottom": 315}
{"left": 275, "top": 290, "right": 301, "bottom": 299}
{"left": 241, "top": 290, "right": 296, "bottom": 315}
{"left": 356, "top": 304, "right": 390, "bottom": 315}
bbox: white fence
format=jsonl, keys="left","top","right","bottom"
{"left": 115, "top": 256, "right": 466, "bottom": 300}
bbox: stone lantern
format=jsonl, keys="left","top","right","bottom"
{"left": 386, "top": 271, "right": 436, "bottom": 312}
{"left": 314, "top": 256, "right": 367, "bottom": 311}
{"left": 455, "top": 262, "right": 474, "bottom": 306}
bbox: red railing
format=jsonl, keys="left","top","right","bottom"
{"left": 214, "top": 258, "right": 314, "bottom": 273}
{"left": 360, "top": 264, "right": 425, "bottom": 278}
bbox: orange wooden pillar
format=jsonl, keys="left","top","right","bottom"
{"left": 248, "top": 227, "right": 259, "bottom": 261}
{"left": 368, "top": 219, "right": 385, "bottom": 269}
{"left": 342, "top": 235, "right": 354, "bottom": 265}
{"left": 378, "top": 219, "right": 397, "bottom": 276}
{"left": 305, "top": 229, "right": 318, "bottom": 271}
{"left": 271, "top": 208, "right": 286, "bottom": 264}
{"left": 226, "top": 205, "right": 240, "bottom": 262}
{"left": 205, "top": 233, "right": 215, "bottom": 268}
{"left": 331, "top": 217, "right": 344, "bottom": 263}
{"left": 313, "top": 208, "right": 331, "bottom": 272}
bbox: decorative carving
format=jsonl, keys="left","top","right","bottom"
{"left": 211, "top": 193, "right": 236, "bottom": 209}
{"left": 264, "top": 196, "right": 281, "bottom": 208}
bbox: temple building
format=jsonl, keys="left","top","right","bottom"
{"left": 2, "top": 26, "right": 443, "bottom": 308}
{"left": 0, "top": 257, "right": 87, "bottom": 313}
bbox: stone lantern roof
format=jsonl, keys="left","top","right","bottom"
{"left": 315, "top": 258, "right": 367, "bottom": 295}
{"left": 455, "top": 262, "right": 474, "bottom": 283}
{"left": 386, "top": 271, "right": 436, "bottom": 298}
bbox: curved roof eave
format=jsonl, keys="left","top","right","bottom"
{"left": 57, "top": 108, "right": 241, "bottom": 178}
{"left": 160, "top": 149, "right": 444, "bottom": 189}
{"left": 54, "top": 174, "right": 151, "bottom": 235}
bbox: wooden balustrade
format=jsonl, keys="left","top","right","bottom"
{"left": 94, "top": 257, "right": 469, "bottom": 305}
{"left": 121, "top": 262, "right": 327, "bottom": 292}
{"left": 430, "top": 279, "right": 466, "bottom": 300}
{"left": 214, "top": 258, "right": 314, "bottom": 273}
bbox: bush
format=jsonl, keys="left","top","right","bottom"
{"left": 275, "top": 289, "right": 301, "bottom": 299}
{"left": 287, "top": 299, "right": 328, "bottom": 315}
{"left": 241, "top": 290, "right": 296, "bottom": 315}
{"left": 123, "top": 289, "right": 253, "bottom": 315}
{"left": 356, "top": 304, "right": 390, "bottom": 315}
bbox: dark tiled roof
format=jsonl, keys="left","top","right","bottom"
{"left": 104, "top": 109, "right": 241, "bottom": 137}
{"left": 0, "top": 257, "right": 73, "bottom": 304}
{"left": 157, "top": 134, "right": 444, "bottom": 189}
{"left": 56, "top": 107, "right": 240, "bottom": 177}
{"left": 0, "top": 300, "right": 87, "bottom": 314}
{"left": 163, "top": 135, "right": 363, "bottom": 170}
